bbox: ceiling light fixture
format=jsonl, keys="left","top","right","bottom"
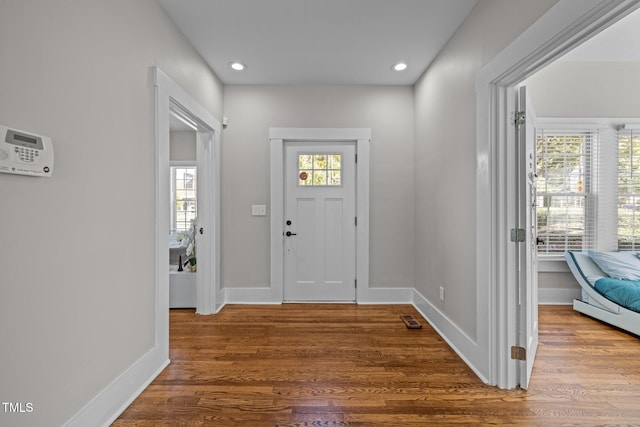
{"left": 229, "top": 62, "right": 246, "bottom": 71}
{"left": 393, "top": 62, "right": 408, "bottom": 71}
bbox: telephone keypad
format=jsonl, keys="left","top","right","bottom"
{"left": 14, "top": 147, "right": 38, "bottom": 163}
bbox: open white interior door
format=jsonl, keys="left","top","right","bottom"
{"left": 195, "top": 127, "right": 214, "bottom": 314}
{"left": 516, "top": 85, "right": 539, "bottom": 389}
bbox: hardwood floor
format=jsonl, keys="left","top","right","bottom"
{"left": 114, "top": 304, "right": 640, "bottom": 426}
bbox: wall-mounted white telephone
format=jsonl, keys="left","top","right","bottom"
{"left": 0, "top": 125, "right": 54, "bottom": 177}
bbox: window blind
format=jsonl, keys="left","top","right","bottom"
{"left": 535, "top": 129, "right": 599, "bottom": 254}
{"left": 617, "top": 126, "right": 640, "bottom": 250}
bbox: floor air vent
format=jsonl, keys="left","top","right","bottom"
{"left": 400, "top": 314, "right": 422, "bottom": 329}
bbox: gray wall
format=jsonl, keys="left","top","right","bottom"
{"left": 527, "top": 61, "right": 640, "bottom": 118}
{"left": 413, "top": 0, "right": 558, "bottom": 338}
{"left": 170, "top": 131, "right": 197, "bottom": 161}
{"left": 221, "top": 85, "right": 416, "bottom": 291}
{"left": 0, "top": 1, "right": 223, "bottom": 426}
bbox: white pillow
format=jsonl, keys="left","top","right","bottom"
{"left": 587, "top": 251, "right": 640, "bottom": 281}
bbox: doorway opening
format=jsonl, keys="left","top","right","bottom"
{"left": 153, "top": 67, "right": 222, "bottom": 363}
{"left": 513, "top": 5, "right": 640, "bottom": 388}
{"left": 476, "top": 1, "right": 640, "bottom": 390}
{"left": 169, "top": 115, "right": 198, "bottom": 308}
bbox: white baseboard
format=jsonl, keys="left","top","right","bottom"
{"left": 215, "top": 289, "right": 227, "bottom": 313}
{"left": 224, "top": 287, "right": 282, "bottom": 304}
{"left": 411, "top": 289, "right": 489, "bottom": 384}
{"left": 224, "top": 286, "right": 414, "bottom": 305}
{"left": 538, "top": 287, "right": 581, "bottom": 305}
{"left": 222, "top": 284, "right": 578, "bottom": 306}
{"left": 63, "top": 346, "right": 169, "bottom": 427}
{"left": 357, "top": 286, "right": 413, "bottom": 304}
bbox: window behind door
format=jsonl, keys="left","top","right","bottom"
{"left": 535, "top": 130, "right": 597, "bottom": 254}
{"left": 170, "top": 165, "right": 197, "bottom": 232}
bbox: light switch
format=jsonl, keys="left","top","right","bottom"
{"left": 251, "top": 204, "right": 267, "bottom": 216}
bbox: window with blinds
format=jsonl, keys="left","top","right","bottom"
{"left": 535, "top": 130, "right": 598, "bottom": 254}
{"left": 618, "top": 127, "right": 640, "bottom": 250}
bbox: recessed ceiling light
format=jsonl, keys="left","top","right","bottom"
{"left": 229, "top": 62, "right": 246, "bottom": 71}
{"left": 393, "top": 62, "right": 408, "bottom": 71}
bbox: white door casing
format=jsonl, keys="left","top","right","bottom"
{"left": 284, "top": 143, "right": 356, "bottom": 301}
{"left": 154, "top": 66, "right": 222, "bottom": 325}
{"left": 515, "top": 86, "right": 539, "bottom": 389}
{"left": 195, "top": 123, "right": 218, "bottom": 314}
{"left": 269, "top": 128, "right": 370, "bottom": 303}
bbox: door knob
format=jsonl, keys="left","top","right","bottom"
{"left": 286, "top": 231, "right": 297, "bottom": 236}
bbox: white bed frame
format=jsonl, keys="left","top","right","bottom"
{"left": 564, "top": 251, "right": 640, "bottom": 337}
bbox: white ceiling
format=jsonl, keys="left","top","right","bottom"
{"left": 560, "top": 7, "right": 640, "bottom": 61}
{"left": 157, "top": 0, "right": 479, "bottom": 85}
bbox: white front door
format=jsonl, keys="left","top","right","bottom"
{"left": 284, "top": 142, "right": 356, "bottom": 301}
{"left": 516, "top": 85, "right": 539, "bottom": 389}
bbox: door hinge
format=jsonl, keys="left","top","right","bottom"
{"left": 355, "top": 153, "right": 358, "bottom": 163}
{"left": 510, "top": 228, "right": 526, "bottom": 242}
{"left": 355, "top": 216, "right": 357, "bottom": 226}
{"left": 512, "top": 111, "right": 526, "bottom": 126}
{"left": 511, "top": 346, "right": 526, "bottom": 361}
{"left": 355, "top": 279, "right": 357, "bottom": 288}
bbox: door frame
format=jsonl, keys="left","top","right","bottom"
{"left": 269, "top": 128, "right": 370, "bottom": 302}
{"left": 283, "top": 142, "right": 357, "bottom": 302}
{"left": 154, "top": 67, "right": 222, "bottom": 341}
{"left": 476, "top": 0, "right": 640, "bottom": 388}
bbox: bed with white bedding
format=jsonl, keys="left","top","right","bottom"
{"left": 565, "top": 251, "right": 640, "bottom": 336}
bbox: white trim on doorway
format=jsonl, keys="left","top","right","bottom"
{"left": 475, "top": 0, "right": 640, "bottom": 389}
{"left": 154, "top": 67, "right": 223, "bottom": 316}
{"left": 63, "top": 66, "right": 223, "bottom": 426}
{"left": 268, "top": 128, "right": 372, "bottom": 303}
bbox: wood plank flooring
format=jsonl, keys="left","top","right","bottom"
{"left": 113, "top": 304, "right": 640, "bottom": 426}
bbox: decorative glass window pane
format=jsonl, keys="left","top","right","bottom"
{"left": 313, "top": 170, "right": 327, "bottom": 185}
{"left": 299, "top": 170, "right": 312, "bottom": 186}
{"left": 299, "top": 155, "right": 313, "bottom": 169}
{"left": 314, "top": 155, "right": 327, "bottom": 169}
{"left": 329, "top": 154, "right": 341, "bottom": 169}
{"left": 329, "top": 170, "right": 341, "bottom": 186}
{"left": 298, "top": 154, "right": 342, "bottom": 186}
